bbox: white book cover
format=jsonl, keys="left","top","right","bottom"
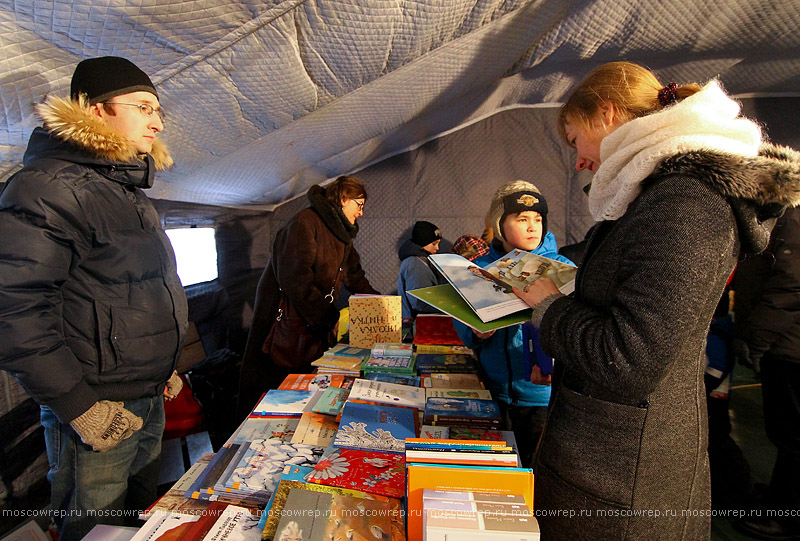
{"left": 348, "top": 378, "right": 426, "bottom": 410}
{"left": 202, "top": 505, "right": 261, "bottom": 541}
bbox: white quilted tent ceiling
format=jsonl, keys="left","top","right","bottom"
{"left": 2, "top": 0, "right": 800, "bottom": 211}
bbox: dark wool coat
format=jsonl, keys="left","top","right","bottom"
{"left": 0, "top": 97, "right": 187, "bottom": 424}
{"left": 534, "top": 145, "right": 800, "bottom": 540}
{"left": 238, "top": 186, "right": 377, "bottom": 414}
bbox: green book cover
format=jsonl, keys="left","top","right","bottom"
{"left": 408, "top": 284, "right": 531, "bottom": 333}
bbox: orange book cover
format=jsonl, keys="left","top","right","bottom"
{"left": 277, "top": 373, "right": 346, "bottom": 391}
{"left": 406, "top": 463, "right": 534, "bottom": 541}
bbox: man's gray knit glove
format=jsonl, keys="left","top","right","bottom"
{"left": 70, "top": 400, "right": 143, "bottom": 452}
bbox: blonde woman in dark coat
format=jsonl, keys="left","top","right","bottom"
{"left": 514, "top": 62, "right": 800, "bottom": 539}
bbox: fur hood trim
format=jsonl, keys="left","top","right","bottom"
{"left": 657, "top": 143, "right": 800, "bottom": 208}
{"left": 35, "top": 95, "right": 173, "bottom": 171}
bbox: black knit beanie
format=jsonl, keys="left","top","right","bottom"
{"left": 411, "top": 221, "right": 442, "bottom": 247}
{"left": 70, "top": 56, "right": 158, "bottom": 105}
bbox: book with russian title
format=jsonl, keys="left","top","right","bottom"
{"left": 348, "top": 295, "right": 402, "bottom": 348}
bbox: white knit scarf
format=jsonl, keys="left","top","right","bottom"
{"left": 588, "top": 81, "right": 763, "bottom": 221}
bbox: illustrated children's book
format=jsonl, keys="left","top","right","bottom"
{"left": 309, "top": 386, "right": 349, "bottom": 416}
{"left": 272, "top": 487, "right": 396, "bottom": 541}
{"left": 348, "top": 295, "right": 402, "bottom": 348}
{"left": 261, "top": 471, "right": 404, "bottom": 541}
{"left": 221, "top": 439, "right": 323, "bottom": 501}
{"left": 415, "top": 250, "right": 576, "bottom": 324}
{"left": 306, "top": 444, "right": 406, "bottom": 498}
{"left": 333, "top": 401, "right": 417, "bottom": 453}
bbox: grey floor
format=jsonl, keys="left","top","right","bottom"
{"left": 710, "top": 370, "right": 776, "bottom": 541}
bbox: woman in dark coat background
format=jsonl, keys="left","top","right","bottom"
{"left": 237, "top": 176, "right": 378, "bottom": 417}
{"left": 515, "top": 62, "right": 800, "bottom": 539}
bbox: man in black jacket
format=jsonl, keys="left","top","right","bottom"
{"left": 0, "top": 57, "right": 188, "bottom": 540}
{"left": 733, "top": 206, "right": 800, "bottom": 540}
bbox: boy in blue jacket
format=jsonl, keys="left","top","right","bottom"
{"left": 454, "top": 180, "right": 574, "bottom": 467}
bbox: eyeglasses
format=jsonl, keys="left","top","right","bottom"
{"left": 352, "top": 199, "right": 365, "bottom": 211}
{"left": 104, "top": 102, "right": 165, "bottom": 123}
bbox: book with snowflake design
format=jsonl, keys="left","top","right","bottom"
{"left": 306, "top": 444, "right": 405, "bottom": 499}
{"left": 333, "top": 401, "right": 417, "bottom": 454}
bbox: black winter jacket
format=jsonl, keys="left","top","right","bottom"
{"left": 0, "top": 96, "right": 188, "bottom": 423}
{"left": 733, "top": 206, "right": 800, "bottom": 363}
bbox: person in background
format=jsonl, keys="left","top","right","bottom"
{"left": 453, "top": 180, "right": 574, "bottom": 468}
{"left": 452, "top": 233, "right": 490, "bottom": 262}
{"left": 731, "top": 206, "right": 800, "bottom": 540}
{"left": 397, "top": 220, "right": 445, "bottom": 320}
{"left": 0, "top": 56, "right": 187, "bottom": 540}
{"left": 238, "top": 176, "right": 379, "bottom": 418}
{"left": 513, "top": 61, "right": 800, "bottom": 539}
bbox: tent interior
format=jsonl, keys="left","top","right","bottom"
{"left": 1, "top": 0, "right": 799, "bottom": 532}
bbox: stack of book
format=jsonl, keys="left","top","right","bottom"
{"left": 347, "top": 378, "right": 426, "bottom": 411}
{"left": 276, "top": 372, "right": 346, "bottom": 391}
{"left": 310, "top": 353, "right": 363, "bottom": 377}
{"left": 132, "top": 501, "right": 260, "bottom": 541}
{"left": 423, "top": 488, "right": 539, "bottom": 540}
{"left": 405, "top": 438, "right": 519, "bottom": 467}
{"left": 406, "top": 462, "right": 535, "bottom": 540}
{"left": 361, "top": 342, "right": 416, "bottom": 376}
{"left": 421, "top": 372, "right": 484, "bottom": 390}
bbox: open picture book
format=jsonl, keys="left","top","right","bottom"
{"left": 410, "top": 250, "right": 577, "bottom": 328}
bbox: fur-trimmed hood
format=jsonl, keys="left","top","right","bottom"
{"left": 24, "top": 95, "right": 172, "bottom": 189}
{"left": 655, "top": 143, "right": 800, "bottom": 254}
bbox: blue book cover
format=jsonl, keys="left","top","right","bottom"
{"left": 251, "top": 389, "right": 320, "bottom": 416}
{"left": 423, "top": 397, "right": 502, "bottom": 425}
{"left": 362, "top": 372, "right": 421, "bottom": 387}
{"left": 333, "top": 401, "right": 417, "bottom": 453}
{"left": 415, "top": 353, "right": 477, "bottom": 374}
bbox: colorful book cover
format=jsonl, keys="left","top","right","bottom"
{"left": 310, "top": 386, "right": 349, "bottom": 416}
{"left": 306, "top": 444, "right": 406, "bottom": 499}
{"left": 223, "top": 439, "right": 323, "bottom": 500}
{"left": 370, "top": 342, "right": 413, "bottom": 357}
{"left": 423, "top": 397, "right": 502, "bottom": 426}
{"left": 406, "top": 463, "right": 534, "bottom": 541}
{"left": 290, "top": 412, "right": 340, "bottom": 447}
{"left": 130, "top": 510, "right": 203, "bottom": 540}
{"left": 250, "top": 390, "right": 321, "bottom": 417}
{"left": 225, "top": 417, "right": 300, "bottom": 447}
{"left": 333, "top": 401, "right": 417, "bottom": 453}
{"left": 422, "top": 372, "right": 484, "bottom": 389}
{"left": 347, "top": 378, "right": 426, "bottom": 410}
{"left": 426, "top": 251, "right": 575, "bottom": 323}
{"left": 408, "top": 283, "right": 532, "bottom": 331}
{"left": 277, "top": 373, "right": 345, "bottom": 391}
{"left": 413, "top": 314, "right": 465, "bottom": 345}
{"left": 261, "top": 479, "right": 403, "bottom": 541}
{"left": 415, "top": 353, "right": 477, "bottom": 374}
{"left": 348, "top": 295, "right": 402, "bottom": 348}
{"left": 272, "top": 487, "right": 395, "bottom": 541}
{"left": 362, "top": 371, "right": 421, "bottom": 387}
{"left": 361, "top": 354, "right": 416, "bottom": 375}
{"left": 425, "top": 387, "right": 493, "bottom": 400}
